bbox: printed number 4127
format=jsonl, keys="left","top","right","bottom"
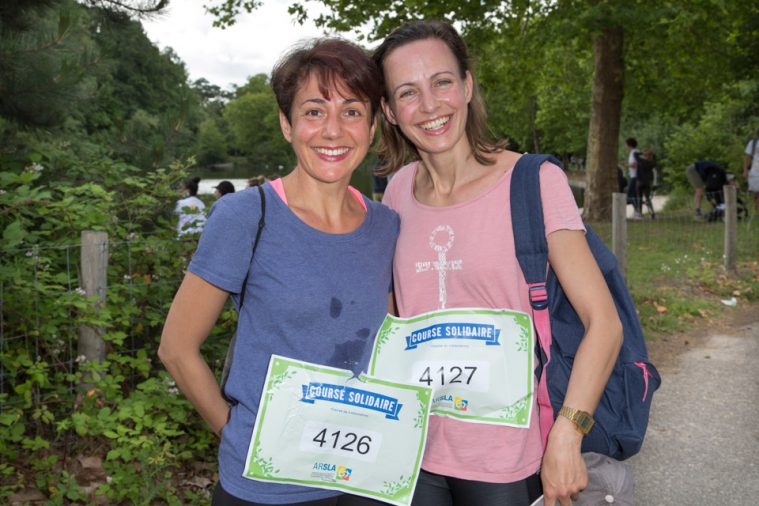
{"left": 418, "top": 365, "right": 477, "bottom": 386}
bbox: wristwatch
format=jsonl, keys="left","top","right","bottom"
{"left": 558, "top": 406, "right": 595, "bottom": 436}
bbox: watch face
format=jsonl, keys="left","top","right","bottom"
{"left": 560, "top": 407, "right": 594, "bottom": 435}
{"left": 578, "top": 414, "right": 594, "bottom": 434}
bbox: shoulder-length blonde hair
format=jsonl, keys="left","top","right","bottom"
{"left": 372, "top": 20, "right": 507, "bottom": 176}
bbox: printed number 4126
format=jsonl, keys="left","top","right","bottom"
{"left": 300, "top": 421, "right": 382, "bottom": 462}
{"left": 312, "top": 428, "right": 371, "bottom": 455}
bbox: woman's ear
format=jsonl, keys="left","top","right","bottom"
{"left": 465, "top": 70, "right": 473, "bottom": 104}
{"left": 381, "top": 97, "right": 398, "bottom": 126}
{"left": 279, "top": 110, "right": 293, "bottom": 143}
{"left": 369, "top": 115, "right": 377, "bottom": 140}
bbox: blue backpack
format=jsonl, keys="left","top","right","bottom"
{"left": 510, "top": 154, "right": 661, "bottom": 460}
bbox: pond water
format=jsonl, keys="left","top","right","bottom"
{"left": 197, "top": 178, "right": 250, "bottom": 195}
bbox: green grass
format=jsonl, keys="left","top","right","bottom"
{"left": 590, "top": 216, "right": 759, "bottom": 338}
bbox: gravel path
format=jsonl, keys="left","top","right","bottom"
{"left": 627, "top": 320, "right": 759, "bottom": 505}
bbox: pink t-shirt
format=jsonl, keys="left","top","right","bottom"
{"left": 382, "top": 159, "right": 584, "bottom": 483}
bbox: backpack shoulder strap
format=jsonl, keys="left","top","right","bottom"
{"left": 509, "top": 153, "right": 564, "bottom": 450}
{"left": 238, "top": 184, "right": 266, "bottom": 310}
{"left": 510, "top": 153, "right": 564, "bottom": 287}
{"left": 221, "top": 184, "right": 266, "bottom": 406}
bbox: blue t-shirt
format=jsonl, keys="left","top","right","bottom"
{"left": 189, "top": 182, "right": 399, "bottom": 504}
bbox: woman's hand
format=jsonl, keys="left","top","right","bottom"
{"left": 540, "top": 417, "right": 587, "bottom": 506}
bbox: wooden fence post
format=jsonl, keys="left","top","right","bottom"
{"left": 723, "top": 185, "right": 737, "bottom": 274}
{"left": 78, "top": 231, "right": 108, "bottom": 373}
{"left": 612, "top": 192, "right": 627, "bottom": 280}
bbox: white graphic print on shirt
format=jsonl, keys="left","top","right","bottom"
{"left": 414, "top": 225, "right": 463, "bottom": 309}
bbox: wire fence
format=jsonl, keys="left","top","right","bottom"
{"left": 0, "top": 235, "right": 213, "bottom": 411}
{"left": 593, "top": 188, "right": 757, "bottom": 277}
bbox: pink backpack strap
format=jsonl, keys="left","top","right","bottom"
{"left": 529, "top": 282, "right": 555, "bottom": 451}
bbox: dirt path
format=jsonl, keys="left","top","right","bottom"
{"left": 627, "top": 303, "right": 759, "bottom": 505}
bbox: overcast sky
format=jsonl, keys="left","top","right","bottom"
{"left": 142, "top": 0, "right": 360, "bottom": 90}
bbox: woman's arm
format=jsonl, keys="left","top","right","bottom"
{"left": 158, "top": 272, "right": 232, "bottom": 436}
{"left": 540, "top": 229, "right": 623, "bottom": 506}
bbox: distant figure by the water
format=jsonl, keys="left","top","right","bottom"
{"left": 175, "top": 177, "right": 206, "bottom": 236}
{"left": 214, "top": 180, "right": 236, "bottom": 199}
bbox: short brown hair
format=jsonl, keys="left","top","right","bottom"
{"left": 372, "top": 20, "right": 506, "bottom": 175}
{"left": 271, "top": 38, "right": 383, "bottom": 123}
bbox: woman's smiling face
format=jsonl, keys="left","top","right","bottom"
{"left": 381, "top": 37, "right": 473, "bottom": 157}
{"left": 281, "top": 73, "right": 375, "bottom": 185}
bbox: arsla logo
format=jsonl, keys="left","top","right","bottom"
{"left": 454, "top": 396, "right": 468, "bottom": 411}
{"left": 336, "top": 466, "right": 352, "bottom": 481}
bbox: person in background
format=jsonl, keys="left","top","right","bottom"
{"left": 634, "top": 149, "right": 656, "bottom": 219}
{"left": 175, "top": 176, "right": 206, "bottom": 236}
{"left": 744, "top": 134, "right": 759, "bottom": 215}
{"left": 372, "top": 20, "right": 622, "bottom": 506}
{"left": 214, "top": 180, "right": 236, "bottom": 199}
{"left": 624, "top": 138, "right": 641, "bottom": 220}
{"left": 617, "top": 159, "right": 628, "bottom": 194}
{"left": 159, "top": 38, "right": 396, "bottom": 506}
{"left": 686, "top": 160, "right": 724, "bottom": 218}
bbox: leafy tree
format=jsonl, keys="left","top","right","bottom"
{"left": 82, "top": 0, "right": 169, "bottom": 16}
{"left": 89, "top": 12, "right": 202, "bottom": 167}
{"left": 190, "top": 77, "right": 235, "bottom": 164}
{"left": 620, "top": 1, "right": 759, "bottom": 183}
{"left": 664, "top": 79, "right": 759, "bottom": 187}
{"left": 196, "top": 117, "right": 228, "bottom": 165}
{"left": 193, "top": 77, "right": 233, "bottom": 107}
{"left": 205, "top": 0, "right": 625, "bottom": 217}
{"left": 204, "top": 0, "right": 262, "bottom": 28}
{"left": 207, "top": 0, "right": 757, "bottom": 219}
{"left": 0, "top": 0, "right": 98, "bottom": 127}
{"left": 224, "top": 74, "right": 294, "bottom": 170}
{"left": 1, "top": 0, "right": 204, "bottom": 170}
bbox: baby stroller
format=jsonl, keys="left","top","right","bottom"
{"left": 702, "top": 164, "right": 749, "bottom": 222}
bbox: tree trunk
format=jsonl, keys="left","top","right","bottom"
{"left": 584, "top": 26, "right": 624, "bottom": 222}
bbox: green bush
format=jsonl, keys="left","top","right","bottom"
{"left": 0, "top": 148, "right": 230, "bottom": 504}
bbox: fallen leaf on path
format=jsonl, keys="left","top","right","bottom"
{"left": 79, "top": 481, "right": 105, "bottom": 495}
{"left": 655, "top": 305, "right": 668, "bottom": 313}
{"left": 9, "top": 489, "right": 46, "bottom": 504}
{"left": 182, "top": 476, "right": 213, "bottom": 489}
{"left": 78, "top": 455, "right": 103, "bottom": 470}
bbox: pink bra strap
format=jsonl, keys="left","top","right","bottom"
{"left": 270, "top": 178, "right": 366, "bottom": 210}
{"left": 270, "top": 178, "right": 287, "bottom": 204}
